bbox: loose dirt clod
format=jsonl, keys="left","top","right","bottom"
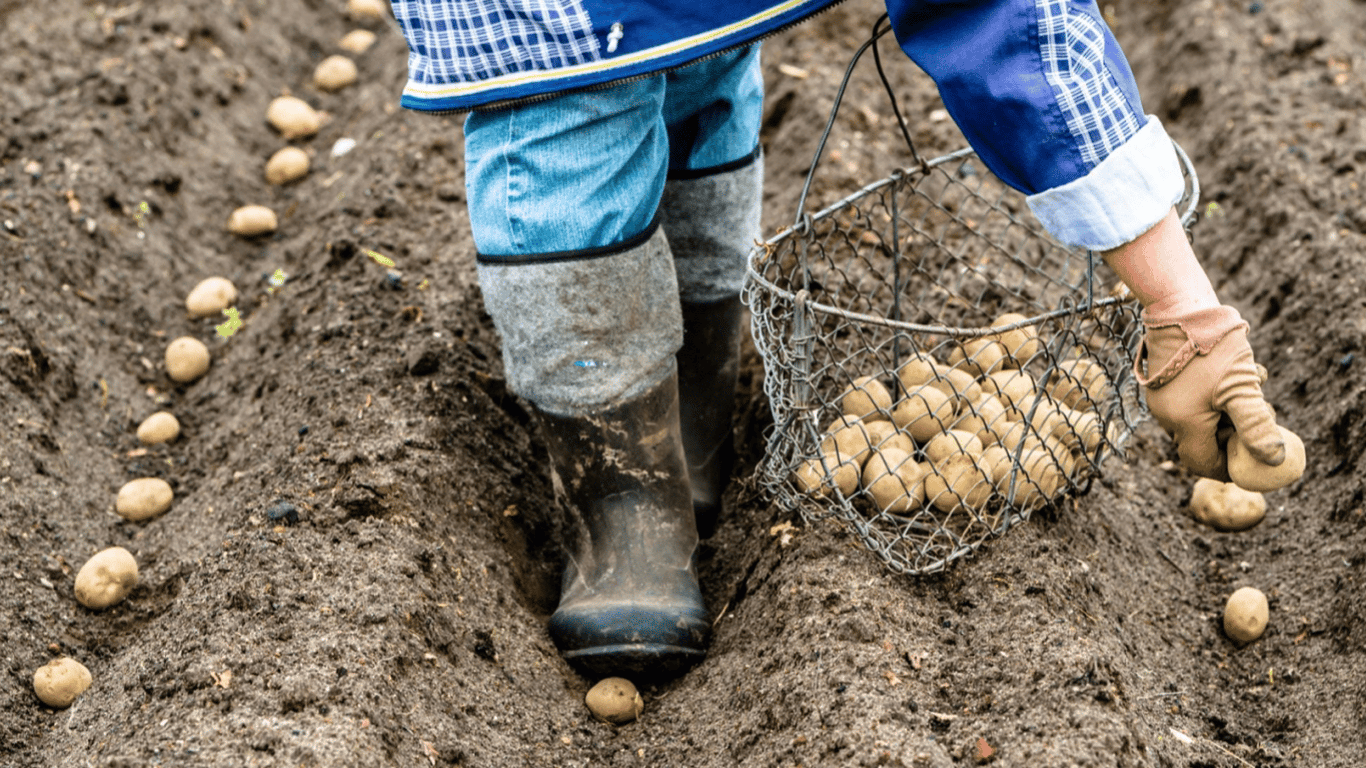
{"left": 165, "top": 336, "right": 211, "bottom": 383}
{"left": 32, "top": 657, "right": 93, "bottom": 708}
{"left": 585, "top": 678, "right": 643, "bottom": 724}
{"left": 314, "top": 55, "right": 358, "bottom": 91}
{"left": 265, "top": 147, "right": 310, "bottom": 185}
{"left": 136, "top": 411, "right": 181, "bottom": 445}
{"left": 1223, "top": 586, "right": 1269, "bottom": 644}
{"left": 74, "top": 547, "right": 139, "bottom": 610}
{"left": 227, "top": 205, "right": 279, "bottom": 236}
{"left": 185, "top": 276, "right": 238, "bottom": 318}
{"left": 116, "top": 477, "right": 174, "bottom": 521}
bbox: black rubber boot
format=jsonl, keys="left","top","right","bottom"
{"left": 541, "top": 368, "right": 709, "bottom": 680}
{"left": 677, "top": 295, "right": 743, "bottom": 537}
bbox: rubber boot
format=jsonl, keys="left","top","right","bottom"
{"left": 677, "top": 295, "right": 743, "bottom": 537}
{"left": 541, "top": 367, "right": 710, "bottom": 679}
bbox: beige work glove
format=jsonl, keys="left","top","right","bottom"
{"left": 1134, "top": 304, "right": 1285, "bottom": 481}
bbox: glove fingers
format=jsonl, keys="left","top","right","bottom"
{"left": 1224, "top": 393, "right": 1285, "bottom": 466}
{"left": 1175, "top": 423, "right": 1228, "bottom": 481}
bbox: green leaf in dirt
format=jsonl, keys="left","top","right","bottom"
{"left": 367, "top": 250, "right": 396, "bottom": 267}
{"left": 216, "top": 307, "right": 242, "bottom": 338}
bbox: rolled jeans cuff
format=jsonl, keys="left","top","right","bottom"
{"left": 1025, "top": 116, "right": 1185, "bottom": 252}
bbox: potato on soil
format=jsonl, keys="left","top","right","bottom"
{"left": 924, "top": 453, "right": 993, "bottom": 513}
{"left": 989, "top": 313, "right": 1043, "bottom": 365}
{"left": 1190, "top": 478, "right": 1267, "bottom": 532}
{"left": 116, "top": 478, "right": 173, "bottom": 522}
{"left": 185, "top": 276, "right": 238, "bottom": 318}
{"left": 1227, "top": 425, "right": 1305, "bottom": 493}
{"left": 266, "top": 96, "right": 321, "bottom": 139}
{"left": 33, "top": 658, "right": 92, "bottom": 708}
{"left": 1223, "top": 586, "right": 1269, "bottom": 644}
{"left": 339, "top": 29, "right": 378, "bottom": 53}
{"left": 347, "top": 0, "right": 389, "bottom": 22}
{"left": 165, "top": 336, "right": 210, "bottom": 383}
{"left": 892, "top": 387, "right": 956, "bottom": 443}
{"left": 862, "top": 448, "right": 928, "bottom": 513}
{"left": 265, "top": 147, "right": 310, "bottom": 185}
{"left": 74, "top": 547, "right": 139, "bottom": 610}
{"left": 948, "top": 337, "right": 1009, "bottom": 377}
{"left": 227, "top": 205, "right": 278, "bottom": 236}
{"left": 314, "top": 55, "right": 358, "bottom": 91}
{"left": 925, "top": 429, "right": 985, "bottom": 465}
{"left": 136, "top": 411, "right": 180, "bottom": 445}
{"left": 840, "top": 375, "right": 893, "bottom": 420}
{"left": 585, "top": 677, "right": 644, "bottom": 725}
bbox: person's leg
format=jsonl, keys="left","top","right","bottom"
{"left": 658, "top": 45, "right": 766, "bottom": 535}
{"left": 464, "top": 79, "right": 708, "bottom": 678}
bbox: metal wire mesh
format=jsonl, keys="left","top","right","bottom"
{"left": 742, "top": 18, "right": 1199, "bottom": 575}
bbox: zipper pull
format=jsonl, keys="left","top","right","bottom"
{"left": 606, "top": 22, "right": 624, "bottom": 53}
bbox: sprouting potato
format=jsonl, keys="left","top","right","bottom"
{"left": 862, "top": 448, "right": 928, "bottom": 513}
{"left": 266, "top": 96, "right": 321, "bottom": 139}
{"left": 115, "top": 478, "right": 173, "bottom": 522}
{"left": 32, "top": 658, "right": 93, "bottom": 708}
{"left": 185, "top": 276, "right": 238, "bottom": 318}
{"left": 136, "top": 411, "right": 180, "bottom": 445}
{"left": 227, "top": 205, "right": 278, "bottom": 236}
{"left": 265, "top": 147, "right": 310, "bottom": 185}
{"left": 927, "top": 367, "right": 983, "bottom": 403}
{"left": 1223, "top": 586, "right": 1269, "bottom": 644}
{"left": 314, "top": 55, "right": 358, "bottom": 91}
{"left": 74, "top": 546, "right": 139, "bottom": 610}
{"left": 892, "top": 387, "right": 956, "bottom": 443}
{"left": 840, "top": 375, "right": 893, "bottom": 420}
{"left": 948, "top": 337, "right": 1009, "bottom": 377}
{"left": 925, "top": 429, "right": 984, "bottom": 464}
{"left": 339, "top": 29, "right": 378, "bottom": 54}
{"left": 1227, "top": 425, "right": 1305, "bottom": 493}
{"left": 989, "top": 312, "right": 1043, "bottom": 366}
{"left": 1189, "top": 478, "right": 1267, "bottom": 532}
{"left": 165, "top": 336, "right": 210, "bottom": 383}
{"left": 924, "top": 453, "right": 993, "bottom": 513}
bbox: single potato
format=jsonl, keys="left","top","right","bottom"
{"left": 794, "top": 452, "right": 860, "bottom": 498}
{"left": 1223, "top": 586, "right": 1269, "bottom": 644}
{"left": 840, "top": 375, "right": 894, "bottom": 420}
{"left": 948, "top": 338, "right": 1009, "bottom": 377}
{"left": 185, "top": 276, "right": 238, "bottom": 318}
{"left": 1227, "top": 425, "right": 1305, "bottom": 493}
{"left": 862, "top": 448, "right": 928, "bottom": 513}
{"left": 896, "top": 356, "right": 942, "bottom": 390}
{"left": 314, "top": 55, "right": 358, "bottom": 91}
{"left": 165, "top": 336, "right": 210, "bottom": 383}
{"left": 227, "top": 205, "right": 278, "bottom": 236}
{"left": 1047, "top": 358, "right": 1109, "bottom": 409}
{"left": 339, "top": 29, "right": 378, "bottom": 54}
{"left": 924, "top": 453, "right": 993, "bottom": 513}
{"left": 116, "top": 477, "right": 174, "bottom": 522}
{"left": 32, "top": 657, "right": 93, "bottom": 708}
{"left": 983, "top": 370, "right": 1037, "bottom": 417}
{"left": 1189, "top": 478, "right": 1267, "bottom": 532}
{"left": 925, "top": 429, "right": 984, "bottom": 464}
{"left": 892, "top": 387, "right": 956, "bottom": 443}
{"left": 74, "top": 546, "right": 139, "bottom": 610}
{"left": 265, "top": 147, "right": 310, "bottom": 185}
{"left": 586, "top": 677, "right": 644, "bottom": 724}
{"left": 928, "top": 368, "right": 983, "bottom": 403}
{"left": 989, "top": 312, "right": 1042, "bottom": 366}
{"left": 266, "top": 96, "right": 321, "bottom": 139}
{"left": 136, "top": 411, "right": 180, "bottom": 445}
{"left": 347, "top": 0, "right": 389, "bottom": 21}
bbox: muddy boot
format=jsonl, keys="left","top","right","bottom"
{"left": 661, "top": 150, "right": 762, "bottom": 535}
{"left": 676, "top": 295, "right": 742, "bottom": 537}
{"left": 540, "top": 367, "right": 709, "bottom": 679}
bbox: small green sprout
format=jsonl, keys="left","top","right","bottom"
{"left": 216, "top": 307, "right": 242, "bottom": 338}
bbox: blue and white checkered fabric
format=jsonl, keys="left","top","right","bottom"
{"left": 393, "top": 0, "right": 601, "bottom": 85}
{"left": 1034, "top": 0, "right": 1141, "bottom": 168}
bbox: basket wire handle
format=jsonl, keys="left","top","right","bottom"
{"left": 793, "top": 13, "right": 923, "bottom": 234}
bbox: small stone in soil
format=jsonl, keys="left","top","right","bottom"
{"left": 266, "top": 500, "right": 300, "bottom": 525}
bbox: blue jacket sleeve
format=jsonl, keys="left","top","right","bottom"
{"left": 885, "top": 0, "right": 1185, "bottom": 250}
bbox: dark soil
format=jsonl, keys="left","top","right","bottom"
{"left": 3, "top": 0, "right": 1364, "bottom": 765}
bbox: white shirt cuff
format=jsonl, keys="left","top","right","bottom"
{"left": 1025, "top": 116, "right": 1185, "bottom": 252}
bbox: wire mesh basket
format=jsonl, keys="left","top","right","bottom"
{"left": 743, "top": 18, "right": 1200, "bottom": 575}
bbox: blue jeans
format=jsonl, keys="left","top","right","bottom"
{"left": 463, "top": 45, "right": 765, "bottom": 257}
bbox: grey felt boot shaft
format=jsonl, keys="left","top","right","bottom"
{"left": 662, "top": 152, "right": 763, "bottom": 303}
{"left": 476, "top": 225, "right": 683, "bottom": 415}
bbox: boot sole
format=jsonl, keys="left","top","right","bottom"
{"left": 562, "top": 643, "right": 706, "bottom": 679}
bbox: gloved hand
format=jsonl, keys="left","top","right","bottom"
{"left": 1134, "top": 304, "right": 1285, "bottom": 480}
